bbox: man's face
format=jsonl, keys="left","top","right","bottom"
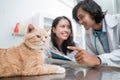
{"left": 77, "top": 7, "right": 96, "bottom": 30}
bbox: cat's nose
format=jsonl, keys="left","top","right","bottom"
{"left": 42, "top": 40, "right": 45, "bottom": 43}
{"left": 41, "top": 39, "right": 46, "bottom": 43}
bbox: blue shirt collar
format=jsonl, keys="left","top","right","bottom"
{"left": 93, "top": 18, "right": 107, "bottom": 33}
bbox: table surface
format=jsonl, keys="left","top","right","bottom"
{"left": 0, "top": 58, "right": 120, "bottom": 80}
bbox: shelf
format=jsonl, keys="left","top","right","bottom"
{"left": 12, "top": 33, "right": 24, "bottom": 37}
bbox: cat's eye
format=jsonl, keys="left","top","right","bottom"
{"left": 36, "top": 35, "right": 41, "bottom": 38}
{"left": 45, "top": 36, "right": 47, "bottom": 39}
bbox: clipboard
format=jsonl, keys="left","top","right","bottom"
{"left": 50, "top": 51, "right": 73, "bottom": 61}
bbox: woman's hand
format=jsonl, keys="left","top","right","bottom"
{"left": 67, "top": 46, "right": 101, "bottom": 67}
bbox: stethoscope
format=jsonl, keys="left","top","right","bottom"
{"left": 93, "top": 30, "right": 103, "bottom": 55}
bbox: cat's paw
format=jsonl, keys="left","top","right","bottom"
{"left": 56, "top": 66, "right": 66, "bottom": 73}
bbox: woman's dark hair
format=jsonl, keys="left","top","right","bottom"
{"left": 72, "top": 0, "right": 105, "bottom": 24}
{"left": 51, "top": 16, "right": 75, "bottom": 55}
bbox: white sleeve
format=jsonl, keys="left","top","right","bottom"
{"left": 99, "top": 49, "right": 120, "bottom": 67}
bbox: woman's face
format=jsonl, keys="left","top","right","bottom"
{"left": 52, "top": 18, "right": 71, "bottom": 42}
{"left": 77, "top": 7, "right": 96, "bottom": 30}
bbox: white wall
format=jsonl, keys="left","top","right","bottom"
{"left": 0, "top": 0, "right": 74, "bottom": 48}
{"left": 95, "top": 0, "right": 116, "bottom": 14}
{"left": 2, "top": 0, "right": 116, "bottom": 49}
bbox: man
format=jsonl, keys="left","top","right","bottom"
{"left": 68, "top": 0, "right": 120, "bottom": 67}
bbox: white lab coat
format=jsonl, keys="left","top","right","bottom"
{"left": 85, "top": 14, "right": 120, "bottom": 67}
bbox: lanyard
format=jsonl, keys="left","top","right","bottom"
{"left": 93, "top": 30, "right": 102, "bottom": 55}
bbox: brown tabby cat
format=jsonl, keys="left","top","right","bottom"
{"left": 0, "top": 24, "right": 65, "bottom": 77}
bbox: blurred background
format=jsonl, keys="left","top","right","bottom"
{"left": 0, "top": 0, "right": 120, "bottom": 48}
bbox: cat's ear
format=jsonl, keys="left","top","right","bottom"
{"left": 27, "top": 24, "right": 35, "bottom": 33}
{"left": 45, "top": 28, "right": 51, "bottom": 32}
{"left": 45, "top": 28, "right": 51, "bottom": 35}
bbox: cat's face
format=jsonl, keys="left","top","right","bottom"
{"left": 24, "top": 24, "right": 49, "bottom": 50}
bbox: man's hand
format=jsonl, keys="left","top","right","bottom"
{"left": 67, "top": 46, "right": 101, "bottom": 67}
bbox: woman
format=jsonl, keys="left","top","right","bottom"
{"left": 47, "top": 16, "right": 78, "bottom": 61}
{"left": 68, "top": 0, "right": 120, "bottom": 67}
